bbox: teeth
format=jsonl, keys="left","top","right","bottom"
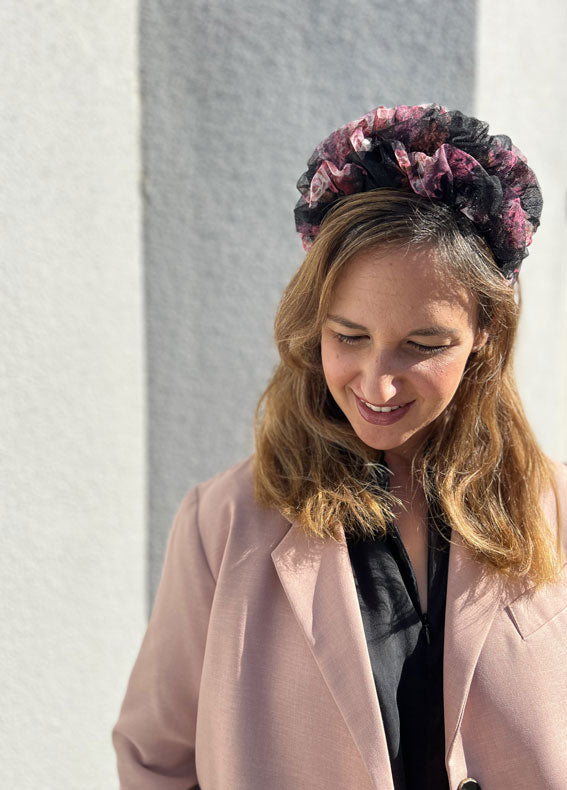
{"left": 364, "top": 402, "right": 402, "bottom": 413}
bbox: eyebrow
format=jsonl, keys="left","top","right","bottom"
{"left": 326, "top": 314, "right": 368, "bottom": 331}
{"left": 326, "top": 314, "right": 458, "bottom": 337}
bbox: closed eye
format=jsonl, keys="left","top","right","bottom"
{"left": 332, "top": 332, "right": 451, "bottom": 354}
{"left": 334, "top": 332, "right": 366, "bottom": 345}
{"left": 407, "top": 341, "right": 449, "bottom": 355}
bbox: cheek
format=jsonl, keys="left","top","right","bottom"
{"left": 321, "top": 348, "right": 361, "bottom": 393}
{"left": 321, "top": 340, "right": 347, "bottom": 386}
{"left": 417, "top": 354, "right": 469, "bottom": 402}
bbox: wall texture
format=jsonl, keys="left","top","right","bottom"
{"left": 2, "top": 1, "right": 566, "bottom": 787}
{"left": 0, "top": 2, "right": 144, "bottom": 788}
{"left": 140, "top": 0, "right": 477, "bottom": 603}
{"left": 476, "top": 0, "right": 567, "bottom": 459}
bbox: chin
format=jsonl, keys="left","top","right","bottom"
{"left": 353, "top": 419, "right": 433, "bottom": 456}
{"left": 354, "top": 427, "right": 414, "bottom": 452}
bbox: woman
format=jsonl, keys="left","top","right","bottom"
{"left": 113, "top": 105, "right": 567, "bottom": 790}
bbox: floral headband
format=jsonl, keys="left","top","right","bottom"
{"left": 294, "top": 104, "right": 542, "bottom": 282}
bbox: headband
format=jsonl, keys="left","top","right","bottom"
{"left": 294, "top": 104, "right": 542, "bottom": 282}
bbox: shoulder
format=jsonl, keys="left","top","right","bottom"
{"left": 196, "top": 454, "right": 256, "bottom": 504}
{"left": 175, "top": 455, "right": 291, "bottom": 578}
{"left": 543, "top": 458, "right": 567, "bottom": 554}
{"left": 545, "top": 457, "right": 567, "bottom": 504}
{"left": 551, "top": 457, "right": 567, "bottom": 484}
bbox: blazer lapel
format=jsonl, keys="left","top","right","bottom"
{"left": 272, "top": 516, "right": 538, "bottom": 780}
{"left": 271, "top": 523, "right": 394, "bottom": 790}
{"left": 443, "top": 533, "right": 506, "bottom": 763}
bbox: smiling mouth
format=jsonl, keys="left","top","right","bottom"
{"left": 354, "top": 394, "right": 414, "bottom": 425}
{"left": 361, "top": 400, "right": 407, "bottom": 413}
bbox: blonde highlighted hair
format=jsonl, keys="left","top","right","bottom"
{"left": 254, "top": 189, "right": 561, "bottom": 585}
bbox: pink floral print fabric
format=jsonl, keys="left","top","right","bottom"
{"left": 294, "top": 104, "right": 542, "bottom": 281}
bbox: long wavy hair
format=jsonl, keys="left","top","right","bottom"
{"left": 254, "top": 189, "right": 561, "bottom": 585}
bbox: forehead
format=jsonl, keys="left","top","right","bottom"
{"left": 329, "top": 246, "right": 477, "bottom": 328}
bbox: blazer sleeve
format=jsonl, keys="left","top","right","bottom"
{"left": 112, "top": 487, "right": 214, "bottom": 790}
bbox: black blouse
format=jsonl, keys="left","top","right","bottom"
{"left": 346, "top": 507, "right": 451, "bottom": 790}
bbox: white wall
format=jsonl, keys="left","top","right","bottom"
{"left": 0, "top": 2, "right": 144, "bottom": 787}
{"left": 476, "top": 0, "right": 567, "bottom": 460}
{"left": 2, "top": 2, "right": 566, "bottom": 788}
{"left": 139, "top": 0, "right": 478, "bottom": 602}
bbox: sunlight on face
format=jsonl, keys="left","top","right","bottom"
{"left": 320, "top": 246, "right": 487, "bottom": 461}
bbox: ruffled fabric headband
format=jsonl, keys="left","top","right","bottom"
{"left": 294, "top": 104, "right": 542, "bottom": 282}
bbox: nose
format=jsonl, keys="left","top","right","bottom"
{"left": 360, "top": 352, "right": 401, "bottom": 404}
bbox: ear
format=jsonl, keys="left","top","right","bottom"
{"left": 471, "top": 328, "right": 489, "bottom": 352}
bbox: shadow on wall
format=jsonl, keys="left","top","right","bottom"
{"left": 138, "top": 0, "right": 477, "bottom": 609}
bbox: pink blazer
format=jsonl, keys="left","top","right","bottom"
{"left": 113, "top": 456, "right": 567, "bottom": 789}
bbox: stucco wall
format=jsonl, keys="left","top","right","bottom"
{"left": 2, "top": 1, "right": 566, "bottom": 787}
{"left": 475, "top": 0, "right": 567, "bottom": 460}
{"left": 0, "top": 2, "right": 144, "bottom": 788}
{"left": 140, "top": 0, "right": 477, "bottom": 603}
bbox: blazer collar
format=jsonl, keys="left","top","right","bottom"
{"left": 443, "top": 533, "right": 505, "bottom": 763}
{"left": 271, "top": 521, "right": 394, "bottom": 789}
{"left": 272, "top": 521, "right": 509, "bottom": 785}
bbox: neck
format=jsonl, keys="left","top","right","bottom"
{"left": 384, "top": 449, "right": 415, "bottom": 480}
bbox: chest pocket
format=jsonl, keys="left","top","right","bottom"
{"left": 506, "top": 562, "right": 567, "bottom": 639}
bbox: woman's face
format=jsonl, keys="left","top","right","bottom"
{"left": 320, "top": 246, "right": 486, "bottom": 460}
